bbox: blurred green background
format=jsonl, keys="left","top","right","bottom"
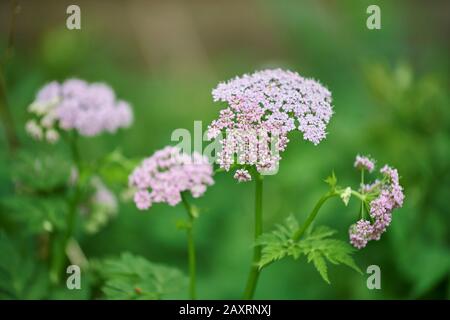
{"left": 0, "top": 0, "right": 449, "bottom": 299}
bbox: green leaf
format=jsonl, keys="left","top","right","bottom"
{"left": 324, "top": 171, "right": 337, "bottom": 189}
{"left": 255, "top": 214, "right": 299, "bottom": 266}
{"left": 307, "top": 251, "right": 329, "bottom": 284}
{"left": 257, "top": 215, "right": 361, "bottom": 283}
{"left": 94, "top": 252, "right": 186, "bottom": 300}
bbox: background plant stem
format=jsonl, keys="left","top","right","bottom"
{"left": 50, "top": 133, "right": 82, "bottom": 283}
{"left": 243, "top": 172, "right": 263, "bottom": 300}
{"left": 181, "top": 193, "right": 197, "bottom": 300}
{"left": 0, "top": 0, "right": 21, "bottom": 154}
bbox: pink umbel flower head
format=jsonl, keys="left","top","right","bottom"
{"left": 349, "top": 156, "right": 405, "bottom": 249}
{"left": 26, "top": 79, "right": 133, "bottom": 141}
{"left": 349, "top": 219, "right": 374, "bottom": 249}
{"left": 354, "top": 155, "right": 375, "bottom": 172}
{"left": 207, "top": 69, "right": 333, "bottom": 181}
{"left": 129, "top": 146, "right": 214, "bottom": 210}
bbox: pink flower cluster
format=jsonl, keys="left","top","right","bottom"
{"left": 354, "top": 155, "right": 375, "bottom": 172}
{"left": 349, "top": 220, "right": 373, "bottom": 249}
{"left": 207, "top": 69, "right": 333, "bottom": 181}
{"left": 26, "top": 79, "right": 133, "bottom": 139}
{"left": 129, "top": 146, "right": 214, "bottom": 210}
{"left": 369, "top": 165, "right": 404, "bottom": 240}
{"left": 349, "top": 158, "right": 404, "bottom": 249}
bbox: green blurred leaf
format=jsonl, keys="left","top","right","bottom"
{"left": 12, "top": 151, "right": 71, "bottom": 194}
{"left": 0, "top": 232, "right": 50, "bottom": 299}
{"left": 97, "top": 149, "right": 139, "bottom": 187}
{"left": 1, "top": 195, "right": 67, "bottom": 235}
{"left": 94, "top": 252, "right": 186, "bottom": 300}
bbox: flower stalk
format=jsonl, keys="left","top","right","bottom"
{"left": 243, "top": 172, "right": 263, "bottom": 300}
{"left": 181, "top": 193, "right": 197, "bottom": 300}
{"left": 50, "top": 133, "right": 82, "bottom": 283}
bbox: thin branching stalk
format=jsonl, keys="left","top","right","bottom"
{"left": 292, "top": 187, "right": 366, "bottom": 242}
{"left": 292, "top": 192, "right": 338, "bottom": 241}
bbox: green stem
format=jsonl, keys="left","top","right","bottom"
{"left": 181, "top": 193, "right": 197, "bottom": 300}
{"left": 292, "top": 191, "right": 338, "bottom": 242}
{"left": 50, "top": 133, "right": 82, "bottom": 283}
{"left": 243, "top": 173, "right": 263, "bottom": 300}
{"left": 0, "top": 0, "right": 21, "bottom": 154}
{"left": 351, "top": 190, "right": 366, "bottom": 202}
{"left": 360, "top": 170, "right": 365, "bottom": 219}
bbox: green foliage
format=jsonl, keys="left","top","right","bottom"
{"left": 94, "top": 252, "right": 186, "bottom": 300}
{"left": 257, "top": 215, "right": 361, "bottom": 284}
{"left": 83, "top": 201, "right": 116, "bottom": 234}
{"left": 11, "top": 151, "right": 71, "bottom": 194}
{"left": 96, "top": 149, "right": 140, "bottom": 187}
{"left": 0, "top": 151, "right": 71, "bottom": 234}
{"left": 1, "top": 195, "right": 67, "bottom": 235}
{"left": 0, "top": 233, "right": 50, "bottom": 299}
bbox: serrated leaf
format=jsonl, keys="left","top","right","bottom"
{"left": 307, "top": 251, "right": 329, "bottom": 284}
{"left": 257, "top": 215, "right": 361, "bottom": 283}
{"left": 307, "top": 225, "right": 337, "bottom": 240}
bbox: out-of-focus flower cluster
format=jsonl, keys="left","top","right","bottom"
{"left": 129, "top": 146, "right": 214, "bottom": 210}
{"left": 349, "top": 155, "right": 404, "bottom": 249}
{"left": 83, "top": 177, "right": 118, "bottom": 234}
{"left": 207, "top": 69, "right": 333, "bottom": 181}
{"left": 26, "top": 79, "right": 133, "bottom": 142}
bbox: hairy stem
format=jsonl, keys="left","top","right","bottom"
{"left": 50, "top": 133, "right": 82, "bottom": 283}
{"left": 181, "top": 193, "right": 197, "bottom": 300}
{"left": 243, "top": 173, "right": 263, "bottom": 300}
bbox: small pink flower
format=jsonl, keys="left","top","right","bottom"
{"left": 234, "top": 169, "right": 252, "bottom": 182}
